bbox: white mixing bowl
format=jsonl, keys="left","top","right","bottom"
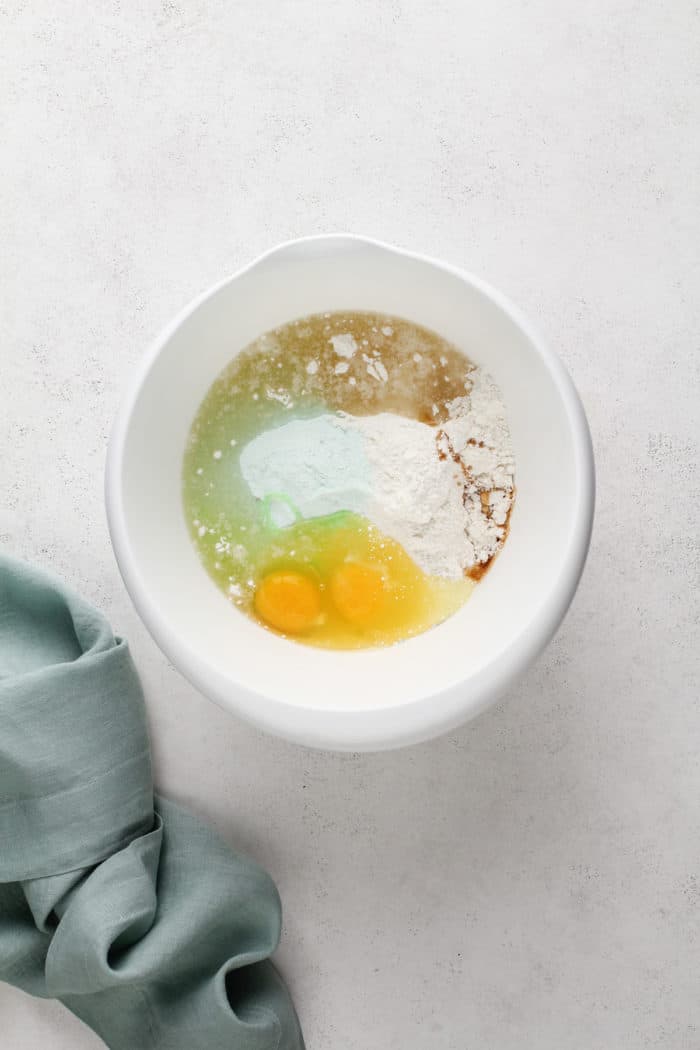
{"left": 106, "top": 234, "right": 594, "bottom": 751}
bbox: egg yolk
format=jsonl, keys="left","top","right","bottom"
{"left": 330, "top": 561, "right": 385, "bottom": 625}
{"left": 254, "top": 570, "right": 322, "bottom": 634}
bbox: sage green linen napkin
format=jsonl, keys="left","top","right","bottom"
{"left": 0, "top": 553, "right": 304, "bottom": 1049}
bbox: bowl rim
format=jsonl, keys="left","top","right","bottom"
{"left": 105, "top": 233, "right": 595, "bottom": 751}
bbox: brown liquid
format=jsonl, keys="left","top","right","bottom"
{"left": 218, "top": 311, "right": 475, "bottom": 427}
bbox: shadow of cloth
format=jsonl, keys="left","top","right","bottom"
{"left": 0, "top": 553, "right": 304, "bottom": 1050}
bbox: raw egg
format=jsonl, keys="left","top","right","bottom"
{"left": 254, "top": 570, "right": 322, "bottom": 634}
{"left": 330, "top": 561, "right": 386, "bottom": 625}
{"left": 251, "top": 512, "right": 472, "bottom": 649}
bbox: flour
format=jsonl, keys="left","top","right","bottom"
{"left": 438, "top": 367, "right": 516, "bottom": 569}
{"left": 330, "top": 333, "right": 358, "bottom": 358}
{"left": 239, "top": 366, "right": 514, "bottom": 579}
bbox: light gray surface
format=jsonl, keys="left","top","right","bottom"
{"left": 1, "top": 1, "right": 698, "bottom": 1047}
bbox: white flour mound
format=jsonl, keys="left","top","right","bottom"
{"left": 239, "top": 367, "right": 515, "bottom": 578}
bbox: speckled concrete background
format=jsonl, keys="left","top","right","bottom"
{"left": 2, "top": 2, "right": 699, "bottom": 1047}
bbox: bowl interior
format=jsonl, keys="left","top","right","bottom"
{"left": 110, "top": 237, "right": 591, "bottom": 746}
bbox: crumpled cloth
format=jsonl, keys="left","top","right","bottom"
{"left": 0, "top": 553, "right": 304, "bottom": 1050}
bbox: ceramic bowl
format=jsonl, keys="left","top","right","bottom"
{"left": 106, "top": 234, "right": 594, "bottom": 751}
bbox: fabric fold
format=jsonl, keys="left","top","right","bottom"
{"left": 0, "top": 555, "right": 154, "bottom": 883}
{"left": 0, "top": 553, "right": 304, "bottom": 1050}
